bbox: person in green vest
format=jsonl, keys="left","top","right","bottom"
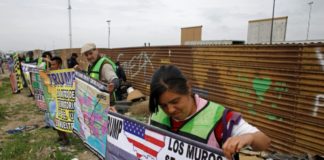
{"left": 25, "top": 51, "right": 35, "bottom": 63}
{"left": 37, "top": 51, "right": 52, "bottom": 71}
{"left": 79, "top": 43, "right": 119, "bottom": 108}
{"left": 149, "top": 65, "right": 271, "bottom": 160}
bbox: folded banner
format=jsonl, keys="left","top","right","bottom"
{"left": 13, "top": 53, "right": 23, "bottom": 91}
{"left": 73, "top": 71, "right": 110, "bottom": 158}
{"left": 39, "top": 69, "right": 76, "bottom": 133}
{"left": 106, "top": 112, "right": 226, "bottom": 160}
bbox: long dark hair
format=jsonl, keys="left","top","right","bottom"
{"left": 149, "top": 65, "right": 189, "bottom": 113}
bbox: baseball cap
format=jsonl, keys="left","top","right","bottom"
{"left": 81, "top": 43, "right": 96, "bottom": 54}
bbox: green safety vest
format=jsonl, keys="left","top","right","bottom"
{"left": 25, "top": 57, "right": 30, "bottom": 63}
{"left": 88, "top": 56, "right": 116, "bottom": 80}
{"left": 37, "top": 57, "right": 46, "bottom": 70}
{"left": 88, "top": 56, "right": 117, "bottom": 104}
{"left": 151, "top": 101, "right": 225, "bottom": 143}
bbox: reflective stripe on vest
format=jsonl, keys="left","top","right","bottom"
{"left": 88, "top": 56, "right": 116, "bottom": 80}
{"left": 151, "top": 101, "right": 225, "bottom": 143}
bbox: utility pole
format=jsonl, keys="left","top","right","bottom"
{"left": 106, "top": 20, "right": 111, "bottom": 48}
{"left": 68, "top": 0, "right": 72, "bottom": 48}
{"left": 270, "top": 0, "right": 276, "bottom": 44}
{"left": 306, "top": 1, "right": 314, "bottom": 40}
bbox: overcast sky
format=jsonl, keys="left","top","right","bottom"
{"left": 0, "top": 0, "right": 323, "bottom": 52}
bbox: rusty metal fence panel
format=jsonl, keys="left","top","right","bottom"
{"left": 55, "top": 44, "right": 324, "bottom": 155}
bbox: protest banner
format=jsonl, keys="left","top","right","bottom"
{"left": 21, "top": 63, "right": 37, "bottom": 95}
{"left": 28, "top": 65, "right": 47, "bottom": 111}
{"left": 13, "top": 53, "right": 23, "bottom": 91}
{"left": 7, "top": 56, "right": 17, "bottom": 93}
{"left": 39, "top": 69, "right": 76, "bottom": 132}
{"left": 105, "top": 112, "right": 227, "bottom": 160}
{"left": 73, "top": 71, "right": 110, "bottom": 158}
{"left": 31, "top": 72, "right": 47, "bottom": 110}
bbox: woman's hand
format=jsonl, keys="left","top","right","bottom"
{"left": 222, "top": 132, "right": 270, "bottom": 160}
{"left": 222, "top": 134, "right": 253, "bottom": 159}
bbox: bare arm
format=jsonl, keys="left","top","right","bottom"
{"left": 222, "top": 131, "right": 271, "bottom": 159}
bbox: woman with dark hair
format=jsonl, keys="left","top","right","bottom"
{"left": 149, "top": 65, "right": 271, "bottom": 159}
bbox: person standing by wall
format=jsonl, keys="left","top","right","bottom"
{"left": 77, "top": 43, "right": 119, "bottom": 109}
{"left": 115, "top": 61, "right": 127, "bottom": 100}
{"left": 67, "top": 53, "right": 78, "bottom": 68}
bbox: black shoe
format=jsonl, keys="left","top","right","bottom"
{"left": 27, "top": 94, "right": 34, "bottom": 97}
{"left": 59, "top": 140, "right": 70, "bottom": 146}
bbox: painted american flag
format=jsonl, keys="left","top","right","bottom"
{"left": 124, "top": 119, "right": 165, "bottom": 159}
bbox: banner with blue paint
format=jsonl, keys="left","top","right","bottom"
{"left": 73, "top": 71, "right": 110, "bottom": 158}
{"left": 40, "top": 69, "right": 76, "bottom": 132}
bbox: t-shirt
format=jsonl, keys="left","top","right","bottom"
{"left": 100, "top": 63, "right": 119, "bottom": 106}
{"left": 100, "top": 63, "right": 118, "bottom": 83}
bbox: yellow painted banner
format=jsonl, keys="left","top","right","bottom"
{"left": 40, "top": 69, "right": 76, "bottom": 133}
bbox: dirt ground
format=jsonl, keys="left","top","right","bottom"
{"left": 0, "top": 72, "right": 98, "bottom": 160}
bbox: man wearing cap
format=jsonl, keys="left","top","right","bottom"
{"left": 79, "top": 43, "right": 119, "bottom": 107}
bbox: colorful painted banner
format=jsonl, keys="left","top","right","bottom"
{"left": 105, "top": 112, "right": 226, "bottom": 160}
{"left": 31, "top": 72, "right": 47, "bottom": 111}
{"left": 40, "top": 69, "right": 76, "bottom": 132}
{"left": 73, "top": 71, "right": 110, "bottom": 158}
{"left": 13, "top": 53, "right": 23, "bottom": 91}
{"left": 21, "top": 63, "right": 37, "bottom": 95}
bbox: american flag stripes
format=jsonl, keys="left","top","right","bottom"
{"left": 124, "top": 119, "right": 165, "bottom": 159}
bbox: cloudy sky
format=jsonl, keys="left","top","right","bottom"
{"left": 0, "top": 0, "right": 323, "bottom": 52}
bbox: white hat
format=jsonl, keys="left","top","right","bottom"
{"left": 81, "top": 43, "right": 96, "bottom": 54}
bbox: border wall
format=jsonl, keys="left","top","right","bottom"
{"left": 56, "top": 43, "right": 324, "bottom": 155}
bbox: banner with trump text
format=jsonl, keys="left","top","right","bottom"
{"left": 105, "top": 112, "right": 226, "bottom": 160}
{"left": 39, "top": 69, "right": 76, "bottom": 133}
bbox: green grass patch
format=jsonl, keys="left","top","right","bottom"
{"left": 0, "top": 77, "right": 13, "bottom": 99}
{"left": 0, "top": 127, "right": 88, "bottom": 160}
{"left": 0, "top": 105, "right": 8, "bottom": 121}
